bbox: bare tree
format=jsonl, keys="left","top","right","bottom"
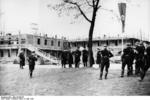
{"left": 48, "top": 0, "right": 102, "bottom": 67}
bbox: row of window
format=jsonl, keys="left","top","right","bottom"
{"left": 71, "top": 40, "right": 122, "bottom": 47}
{"left": 37, "top": 38, "right": 61, "bottom": 47}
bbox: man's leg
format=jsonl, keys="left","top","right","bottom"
{"left": 69, "top": 63, "right": 72, "bottom": 68}
{"left": 99, "top": 63, "right": 104, "bottom": 80}
{"left": 135, "top": 61, "right": 140, "bottom": 75}
{"left": 83, "top": 62, "right": 85, "bottom": 67}
{"left": 75, "top": 61, "right": 77, "bottom": 68}
{"left": 20, "top": 61, "right": 23, "bottom": 69}
{"left": 85, "top": 62, "right": 87, "bottom": 67}
{"left": 30, "top": 69, "right": 33, "bottom": 78}
{"left": 130, "top": 63, "right": 133, "bottom": 75}
{"left": 29, "top": 65, "right": 32, "bottom": 78}
{"left": 105, "top": 62, "right": 110, "bottom": 79}
{"left": 20, "top": 63, "right": 22, "bottom": 69}
{"left": 139, "top": 61, "right": 146, "bottom": 81}
{"left": 128, "top": 62, "right": 133, "bottom": 76}
{"left": 77, "top": 61, "right": 80, "bottom": 68}
{"left": 121, "top": 61, "right": 126, "bottom": 77}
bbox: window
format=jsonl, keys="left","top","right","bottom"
{"left": 58, "top": 41, "right": 60, "bottom": 47}
{"left": 37, "top": 38, "right": 40, "bottom": 45}
{"left": 8, "top": 38, "right": 11, "bottom": 45}
{"left": 51, "top": 40, "right": 54, "bottom": 46}
{"left": 8, "top": 50, "right": 10, "bottom": 57}
{"left": 21, "top": 39, "right": 26, "bottom": 44}
{"left": 44, "top": 39, "right": 47, "bottom": 45}
{"left": 106, "top": 40, "right": 109, "bottom": 46}
{"left": 98, "top": 41, "right": 100, "bottom": 46}
{"left": 115, "top": 40, "right": 118, "bottom": 46}
{"left": 74, "top": 43, "right": 77, "bottom": 47}
{"left": 0, "top": 38, "right": 4, "bottom": 44}
{"left": 16, "top": 38, "right": 19, "bottom": 44}
{"left": 0, "top": 51, "right": 3, "bottom": 57}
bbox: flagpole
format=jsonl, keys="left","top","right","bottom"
{"left": 118, "top": 3, "right": 126, "bottom": 55}
{"left": 121, "top": 25, "right": 124, "bottom": 55}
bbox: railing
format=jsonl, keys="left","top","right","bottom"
{"left": 26, "top": 44, "right": 60, "bottom": 64}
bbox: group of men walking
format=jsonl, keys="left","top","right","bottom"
{"left": 61, "top": 45, "right": 114, "bottom": 80}
{"left": 18, "top": 42, "right": 150, "bottom": 81}
{"left": 61, "top": 46, "right": 89, "bottom": 68}
{"left": 121, "top": 42, "right": 150, "bottom": 81}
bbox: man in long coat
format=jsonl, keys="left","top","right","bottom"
{"left": 28, "top": 51, "right": 37, "bottom": 78}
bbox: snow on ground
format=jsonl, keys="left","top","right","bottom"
{"left": 0, "top": 63, "right": 150, "bottom": 96}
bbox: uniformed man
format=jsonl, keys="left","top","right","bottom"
{"left": 96, "top": 48, "right": 101, "bottom": 68}
{"left": 28, "top": 51, "right": 38, "bottom": 78}
{"left": 134, "top": 42, "right": 145, "bottom": 75}
{"left": 61, "top": 50, "right": 67, "bottom": 68}
{"left": 68, "top": 50, "right": 73, "bottom": 68}
{"left": 139, "top": 44, "right": 149, "bottom": 81}
{"left": 121, "top": 43, "right": 134, "bottom": 77}
{"left": 99, "top": 45, "right": 113, "bottom": 80}
{"left": 82, "top": 47, "right": 88, "bottom": 67}
{"left": 145, "top": 45, "right": 150, "bottom": 72}
{"left": 19, "top": 50, "right": 25, "bottom": 69}
{"left": 90, "top": 51, "right": 95, "bottom": 67}
{"left": 74, "top": 47, "right": 81, "bottom": 68}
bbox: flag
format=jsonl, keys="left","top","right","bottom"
{"left": 118, "top": 3, "right": 126, "bottom": 32}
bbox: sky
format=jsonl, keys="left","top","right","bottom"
{"left": 0, "top": 0, "right": 150, "bottom": 40}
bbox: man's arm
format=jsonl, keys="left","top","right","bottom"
{"left": 109, "top": 51, "right": 113, "bottom": 58}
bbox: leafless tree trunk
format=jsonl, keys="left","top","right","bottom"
{"left": 49, "top": 0, "right": 101, "bottom": 67}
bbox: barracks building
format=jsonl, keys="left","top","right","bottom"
{"left": 0, "top": 33, "right": 150, "bottom": 64}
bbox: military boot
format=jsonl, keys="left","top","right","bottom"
{"left": 121, "top": 70, "right": 124, "bottom": 77}
{"left": 105, "top": 73, "right": 108, "bottom": 79}
{"left": 99, "top": 73, "right": 103, "bottom": 80}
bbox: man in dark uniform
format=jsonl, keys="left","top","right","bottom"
{"left": 61, "top": 50, "right": 67, "bottom": 68}
{"left": 99, "top": 45, "right": 113, "bottom": 80}
{"left": 121, "top": 43, "right": 135, "bottom": 77}
{"left": 68, "top": 50, "right": 73, "bottom": 68}
{"left": 74, "top": 47, "right": 81, "bottom": 68}
{"left": 139, "top": 44, "right": 150, "bottom": 81}
{"left": 28, "top": 51, "right": 37, "bottom": 78}
{"left": 82, "top": 47, "right": 88, "bottom": 67}
{"left": 90, "top": 51, "right": 95, "bottom": 67}
{"left": 134, "top": 42, "right": 145, "bottom": 75}
{"left": 96, "top": 48, "right": 101, "bottom": 68}
{"left": 19, "top": 50, "right": 25, "bottom": 69}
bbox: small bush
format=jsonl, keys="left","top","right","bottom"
{"left": 13, "top": 59, "right": 19, "bottom": 64}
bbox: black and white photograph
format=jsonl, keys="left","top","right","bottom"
{"left": 0, "top": 0, "right": 150, "bottom": 98}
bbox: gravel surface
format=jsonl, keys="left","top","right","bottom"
{"left": 0, "top": 63, "right": 150, "bottom": 96}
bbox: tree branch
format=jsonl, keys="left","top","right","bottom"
{"left": 64, "top": 0, "right": 92, "bottom": 23}
{"left": 100, "top": 7, "right": 120, "bottom": 21}
{"left": 85, "top": 0, "right": 93, "bottom": 7}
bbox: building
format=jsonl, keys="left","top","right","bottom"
{"left": 69, "top": 37, "right": 150, "bottom": 59}
{"left": 0, "top": 33, "right": 69, "bottom": 64}
{"left": 1, "top": 33, "right": 150, "bottom": 64}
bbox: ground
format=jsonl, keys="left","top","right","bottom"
{"left": 0, "top": 63, "right": 150, "bottom": 96}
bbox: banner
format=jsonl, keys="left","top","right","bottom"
{"left": 118, "top": 3, "right": 126, "bottom": 32}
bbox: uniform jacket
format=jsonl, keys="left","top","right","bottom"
{"left": 75, "top": 50, "right": 81, "bottom": 62}
{"left": 82, "top": 49, "right": 88, "bottom": 62}
{"left": 96, "top": 51, "right": 101, "bottom": 64}
{"left": 101, "top": 49, "right": 113, "bottom": 63}
{"left": 28, "top": 55, "right": 37, "bottom": 66}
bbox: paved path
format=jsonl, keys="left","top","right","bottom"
{"left": 0, "top": 64, "right": 150, "bottom": 96}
